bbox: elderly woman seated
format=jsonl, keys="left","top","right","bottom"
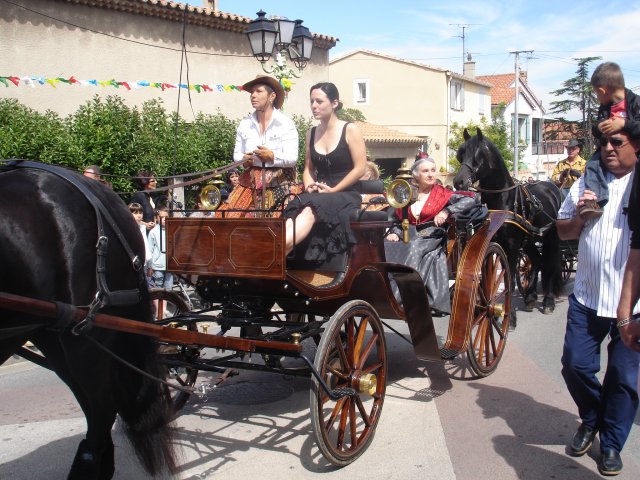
{"left": 385, "top": 156, "right": 477, "bottom": 315}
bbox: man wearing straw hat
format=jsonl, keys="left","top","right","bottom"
{"left": 225, "top": 75, "right": 299, "bottom": 216}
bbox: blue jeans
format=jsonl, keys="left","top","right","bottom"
{"left": 561, "top": 294, "right": 640, "bottom": 452}
{"left": 151, "top": 270, "right": 173, "bottom": 289}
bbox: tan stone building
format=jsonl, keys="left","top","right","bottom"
{"left": 329, "top": 49, "right": 492, "bottom": 172}
{"left": 0, "top": 0, "right": 336, "bottom": 118}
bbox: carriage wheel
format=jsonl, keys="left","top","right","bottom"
{"left": 149, "top": 288, "right": 199, "bottom": 413}
{"left": 515, "top": 250, "right": 534, "bottom": 296}
{"left": 310, "top": 300, "right": 387, "bottom": 466}
{"left": 466, "top": 243, "right": 511, "bottom": 377}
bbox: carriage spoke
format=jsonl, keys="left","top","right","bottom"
{"left": 335, "top": 338, "right": 351, "bottom": 371}
{"left": 336, "top": 398, "right": 350, "bottom": 450}
{"left": 347, "top": 317, "right": 356, "bottom": 368}
{"left": 362, "top": 360, "right": 383, "bottom": 374}
{"left": 355, "top": 396, "right": 372, "bottom": 427}
{"left": 353, "top": 316, "right": 369, "bottom": 366}
{"left": 326, "top": 396, "right": 347, "bottom": 431}
{"left": 349, "top": 400, "right": 358, "bottom": 448}
{"left": 355, "top": 333, "right": 378, "bottom": 370}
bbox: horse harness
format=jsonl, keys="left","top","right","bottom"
{"left": 2, "top": 160, "right": 143, "bottom": 333}
{"left": 475, "top": 182, "right": 554, "bottom": 237}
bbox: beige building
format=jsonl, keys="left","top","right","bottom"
{"left": 329, "top": 49, "right": 492, "bottom": 172}
{"left": 0, "top": 0, "right": 336, "bottom": 119}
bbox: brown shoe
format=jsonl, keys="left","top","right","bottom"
{"left": 578, "top": 200, "right": 603, "bottom": 220}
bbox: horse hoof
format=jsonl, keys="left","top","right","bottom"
{"left": 523, "top": 303, "right": 535, "bottom": 312}
{"left": 542, "top": 305, "right": 555, "bottom": 314}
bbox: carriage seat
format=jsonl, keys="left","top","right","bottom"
{"left": 287, "top": 180, "right": 389, "bottom": 288}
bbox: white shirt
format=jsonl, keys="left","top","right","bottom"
{"left": 233, "top": 109, "right": 298, "bottom": 168}
{"left": 558, "top": 171, "right": 638, "bottom": 317}
{"left": 147, "top": 223, "right": 166, "bottom": 271}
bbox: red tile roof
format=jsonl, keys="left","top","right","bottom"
{"left": 57, "top": 0, "right": 337, "bottom": 48}
{"left": 355, "top": 122, "right": 423, "bottom": 144}
{"left": 476, "top": 74, "right": 517, "bottom": 105}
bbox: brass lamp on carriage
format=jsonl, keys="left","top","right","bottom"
{"left": 386, "top": 168, "right": 415, "bottom": 243}
{"left": 199, "top": 175, "right": 227, "bottom": 210}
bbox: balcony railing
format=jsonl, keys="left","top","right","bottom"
{"left": 532, "top": 141, "right": 565, "bottom": 155}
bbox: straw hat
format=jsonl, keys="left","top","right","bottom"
{"left": 242, "top": 75, "right": 285, "bottom": 110}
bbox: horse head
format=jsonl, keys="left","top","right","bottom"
{"left": 453, "top": 128, "right": 503, "bottom": 190}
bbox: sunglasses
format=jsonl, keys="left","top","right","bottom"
{"left": 599, "top": 137, "right": 628, "bottom": 149}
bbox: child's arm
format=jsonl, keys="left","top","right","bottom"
{"left": 598, "top": 117, "right": 626, "bottom": 136}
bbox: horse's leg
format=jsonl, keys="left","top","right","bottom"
{"left": 31, "top": 331, "right": 116, "bottom": 480}
{"left": 522, "top": 242, "right": 540, "bottom": 312}
{"left": 540, "top": 228, "right": 562, "bottom": 314}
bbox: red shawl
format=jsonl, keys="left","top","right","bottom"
{"left": 395, "top": 184, "right": 454, "bottom": 225}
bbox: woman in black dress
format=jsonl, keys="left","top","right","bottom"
{"left": 284, "top": 83, "right": 366, "bottom": 262}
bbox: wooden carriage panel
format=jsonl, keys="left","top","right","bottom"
{"left": 166, "top": 217, "right": 286, "bottom": 279}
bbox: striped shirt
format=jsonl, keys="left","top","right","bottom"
{"left": 558, "top": 170, "right": 638, "bottom": 317}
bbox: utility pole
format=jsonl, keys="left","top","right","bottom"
{"left": 510, "top": 50, "right": 533, "bottom": 179}
{"left": 450, "top": 24, "right": 480, "bottom": 71}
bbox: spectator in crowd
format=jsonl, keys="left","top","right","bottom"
{"left": 556, "top": 129, "right": 640, "bottom": 476}
{"left": 552, "top": 139, "right": 586, "bottom": 199}
{"left": 130, "top": 171, "right": 160, "bottom": 230}
{"left": 128, "top": 202, "right": 152, "bottom": 280}
{"left": 147, "top": 204, "right": 173, "bottom": 291}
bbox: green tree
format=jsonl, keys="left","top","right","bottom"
{"left": 548, "top": 56, "right": 601, "bottom": 152}
{"left": 337, "top": 108, "right": 366, "bottom": 122}
{"left": 448, "top": 104, "right": 515, "bottom": 171}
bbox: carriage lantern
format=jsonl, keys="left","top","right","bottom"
{"left": 199, "top": 175, "right": 227, "bottom": 210}
{"left": 386, "top": 170, "right": 416, "bottom": 243}
{"left": 246, "top": 10, "right": 314, "bottom": 80}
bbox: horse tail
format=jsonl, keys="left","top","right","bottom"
{"left": 111, "top": 282, "right": 178, "bottom": 475}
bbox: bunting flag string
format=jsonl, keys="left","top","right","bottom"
{"left": 0, "top": 75, "right": 244, "bottom": 93}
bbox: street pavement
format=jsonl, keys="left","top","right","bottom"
{"left": 1, "top": 284, "right": 639, "bottom": 479}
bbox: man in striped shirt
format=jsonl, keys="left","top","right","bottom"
{"left": 556, "top": 130, "right": 640, "bottom": 476}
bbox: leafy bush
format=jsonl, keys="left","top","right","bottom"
{"left": 0, "top": 96, "right": 317, "bottom": 195}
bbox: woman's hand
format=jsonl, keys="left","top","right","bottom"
{"left": 434, "top": 210, "right": 449, "bottom": 227}
{"left": 306, "top": 182, "right": 332, "bottom": 193}
{"left": 386, "top": 233, "right": 400, "bottom": 242}
{"left": 144, "top": 220, "right": 156, "bottom": 230}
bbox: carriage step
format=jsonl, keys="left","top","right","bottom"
{"left": 439, "top": 348, "right": 460, "bottom": 360}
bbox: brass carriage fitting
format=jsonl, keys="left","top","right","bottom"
{"left": 201, "top": 324, "right": 209, "bottom": 334}
{"left": 490, "top": 303, "right": 505, "bottom": 317}
{"left": 169, "top": 322, "right": 178, "bottom": 328}
{"left": 291, "top": 332, "right": 301, "bottom": 344}
{"left": 356, "top": 373, "right": 377, "bottom": 396}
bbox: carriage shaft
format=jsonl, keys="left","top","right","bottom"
{"left": 0, "top": 292, "right": 301, "bottom": 355}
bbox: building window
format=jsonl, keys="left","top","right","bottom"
{"left": 479, "top": 88, "right": 486, "bottom": 115}
{"left": 354, "top": 79, "right": 370, "bottom": 104}
{"left": 450, "top": 80, "right": 465, "bottom": 111}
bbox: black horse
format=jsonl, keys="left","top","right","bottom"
{"left": 0, "top": 163, "right": 176, "bottom": 479}
{"left": 453, "top": 129, "right": 563, "bottom": 318}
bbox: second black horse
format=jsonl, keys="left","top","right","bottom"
{"left": 453, "top": 129, "right": 563, "bottom": 319}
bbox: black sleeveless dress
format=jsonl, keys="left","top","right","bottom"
{"left": 284, "top": 123, "right": 361, "bottom": 264}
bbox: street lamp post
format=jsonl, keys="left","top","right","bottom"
{"left": 245, "top": 10, "right": 314, "bottom": 82}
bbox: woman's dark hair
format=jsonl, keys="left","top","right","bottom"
{"left": 135, "top": 170, "right": 155, "bottom": 190}
{"left": 310, "top": 82, "right": 343, "bottom": 111}
{"left": 227, "top": 168, "right": 239, "bottom": 180}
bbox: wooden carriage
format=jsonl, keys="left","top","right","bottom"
{"left": 152, "top": 200, "right": 512, "bottom": 465}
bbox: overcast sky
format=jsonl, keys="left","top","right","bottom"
{"left": 187, "top": 1, "right": 640, "bottom": 120}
